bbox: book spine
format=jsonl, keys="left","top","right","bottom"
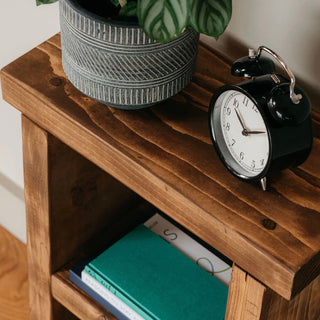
{"left": 144, "top": 213, "right": 232, "bottom": 286}
{"left": 70, "top": 268, "right": 130, "bottom": 320}
{"left": 81, "top": 270, "right": 145, "bottom": 320}
{"left": 84, "top": 267, "right": 155, "bottom": 320}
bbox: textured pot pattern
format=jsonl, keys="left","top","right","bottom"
{"left": 60, "top": 0, "right": 200, "bottom": 109}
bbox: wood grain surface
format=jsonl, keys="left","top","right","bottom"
{"left": 226, "top": 265, "right": 320, "bottom": 320}
{"left": 21, "top": 116, "right": 152, "bottom": 319}
{"left": 0, "top": 225, "right": 28, "bottom": 320}
{"left": 52, "top": 270, "right": 118, "bottom": 320}
{"left": 226, "top": 265, "right": 271, "bottom": 320}
{"left": 1, "top": 34, "right": 320, "bottom": 301}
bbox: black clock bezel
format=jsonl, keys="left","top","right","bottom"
{"left": 208, "top": 85, "right": 273, "bottom": 182}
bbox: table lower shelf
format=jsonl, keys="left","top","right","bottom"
{"left": 52, "top": 270, "right": 118, "bottom": 320}
{"left": 53, "top": 265, "right": 320, "bottom": 320}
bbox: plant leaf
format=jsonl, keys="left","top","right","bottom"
{"left": 119, "top": 1, "right": 137, "bottom": 17}
{"left": 189, "top": 0, "right": 232, "bottom": 39}
{"left": 110, "top": 0, "right": 120, "bottom": 7}
{"left": 137, "top": 0, "right": 189, "bottom": 43}
{"left": 36, "top": 0, "right": 58, "bottom": 5}
{"left": 119, "top": 0, "right": 128, "bottom": 7}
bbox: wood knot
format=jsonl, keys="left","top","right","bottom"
{"left": 262, "top": 218, "right": 277, "bottom": 230}
{"left": 49, "top": 77, "right": 63, "bottom": 87}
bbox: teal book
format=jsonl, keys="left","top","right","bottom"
{"left": 85, "top": 225, "right": 228, "bottom": 320}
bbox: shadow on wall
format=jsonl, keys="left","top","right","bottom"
{"left": 201, "top": 32, "right": 320, "bottom": 113}
{"left": 0, "top": 172, "right": 24, "bottom": 201}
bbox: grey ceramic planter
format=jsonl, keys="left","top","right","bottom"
{"left": 59, "top": 0, "right": 199, "bottom": 109}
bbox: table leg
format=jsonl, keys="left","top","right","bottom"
{"left": 22, "top": 116, "right": 146, "bottom": 319}
{"left": 226, "top": 264, "right": 320, "bottom": 320}
{"left": 22, "top": 116, "right": 65, "bottom": 319}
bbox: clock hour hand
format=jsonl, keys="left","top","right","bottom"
{"left": 234, "top": 107, "right": 247, "bottom": 131}
{"left": 234, "top": 107, "right": 265, "bottom": 136}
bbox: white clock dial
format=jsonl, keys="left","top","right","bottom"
{"left": 211, "top": 89, "right": 270, "bottom": 178}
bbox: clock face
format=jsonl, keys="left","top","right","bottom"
{"left": 210, "top": 89, "right": 270, "bottom": 179}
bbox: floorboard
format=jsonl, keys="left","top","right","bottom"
{"left": 0, "top": 225, "right": 28, "bottom": 319}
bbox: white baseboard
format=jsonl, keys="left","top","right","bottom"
{"left": 0, "top": 173, "right": 26, "bottom": 243}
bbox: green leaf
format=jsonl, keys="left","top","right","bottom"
{"left": 119, "top": 0, "right": 128, "bottom": 7}
{"left": 137, "top": 0, "right": 189, "bottom": 43}
{"left": 110, "top": 0, "right": 120, "bottom": 7}
{"left": 36, "top": 0, "right": 58, "bottom": 5}
{"left": 119, "top": 1, "right": 137, "bottom": 17}
{"left": 189, "top": 0, "right": 232, "bottom": 39}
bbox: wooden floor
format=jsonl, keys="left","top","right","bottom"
{"left": 0, "top": 225, "right": 29, "bottom": 320}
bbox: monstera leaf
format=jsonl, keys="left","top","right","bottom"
{"left": 119, "top": 1, "right": 137, "bottom": 16}
{"left": 137, "top": 0, "right": 189, "bottom": 43}
{"left": 138, "top": 0, "right": 232, "bottom": 43}
{"left": 190, "top": 0, "right": 232, "bottom": 38}
{"left": 36, "top": 0, "right": 58, "bottom": 4}
{"left": 36, "top": 0, "right": 232, "bottom": 43}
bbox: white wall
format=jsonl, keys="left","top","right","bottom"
{"left": 0, "top": 1, "right": 60, "bottom": 188}
{"left": 0, "top": 0, "right": 319, "bottom": 242}
{"left": 202, "top": 0, "right": 320, "bottom": 104}
{"left": 0, "top": 1, "right": 60, "bottom": 242}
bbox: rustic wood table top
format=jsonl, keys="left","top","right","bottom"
{"left": 1, "top": 33, "right": 320, "bottom": 301}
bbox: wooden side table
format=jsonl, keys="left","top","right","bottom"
{"left": 1, "top": 34, "right": 320, "bottom": 320}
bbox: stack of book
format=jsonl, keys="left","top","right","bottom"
{"left": 70, "top": 213, "right": 232, "bottom": 320}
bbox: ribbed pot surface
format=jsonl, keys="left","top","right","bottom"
{"left": 60, "top": 0, "right": 199, "bottom": 109}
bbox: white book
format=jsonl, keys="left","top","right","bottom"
{"left": 81, "top": 269, "right": 144, "bottom": 320}
{"left": 144, "top": 213, "right": 232, "bottom": 286}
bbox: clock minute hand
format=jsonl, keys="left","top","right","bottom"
{"left": 246, "top": 130, "right": 266, "bottom": 135}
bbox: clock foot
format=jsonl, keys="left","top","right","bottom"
{"left": 260, "top": 177, "right": 267, "bottom": 191}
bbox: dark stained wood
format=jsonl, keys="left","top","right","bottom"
{"left": 2, "top": 33, "right": 320, "bottom": 320}
{"left": 52, "top": 270, "right": 117, "bottom": 320}
{"left": 226, "top": 265, "right": 272, "bottom": 320}
{"left": 46, "top": 122, "right": 150, "bottom": 273}
{"left": 22, "top": 116, "right": 55, "bottom": 320}
{"left": 226, "top": 265, "right": 320, "bottom": 320}
{"left": 2, "top": 34, "right": 320, "bottom": 300}
{"left": 21, "top": 116, "right": 153, "bottom": 319}
{"left": 266, "top": 273, "right": 320, "bottom": 320}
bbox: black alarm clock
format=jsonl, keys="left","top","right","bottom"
{"left": 209, "top": 46, "right": 313, "bottom": 190}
